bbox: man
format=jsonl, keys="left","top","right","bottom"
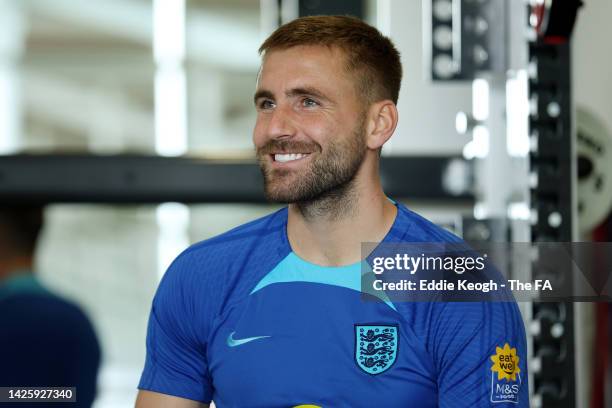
{"left": 137, "top": 16, "right": 528, "bottom": 407}
{"left": 0, "top": 206, "right": 101, "bottom": 408}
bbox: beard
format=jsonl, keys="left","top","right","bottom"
{"left": 256, "top": 121, "right": 367, "bottom": 204}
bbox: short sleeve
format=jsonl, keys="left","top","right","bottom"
{"left": 434, "top": 302, "right": 529, "bottom": 407}
{"left": 138, "top": 251, "right": 214, "bottom": 403}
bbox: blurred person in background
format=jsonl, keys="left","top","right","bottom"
{"left": 0, "top": 206, "right": 101, "bottom": 408}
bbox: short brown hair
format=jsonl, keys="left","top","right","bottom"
{"left": 259, "top": 15, "right": 402, "bottom": 105}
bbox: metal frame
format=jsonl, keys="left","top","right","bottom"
{"left": 0, "top": 154, "right": 472, "bottom": 204}
{"left": 529, "top": 40, "right": 576, "bottom": 408}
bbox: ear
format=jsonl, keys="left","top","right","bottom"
{"left": 365, "top": 100, "right": 398, "bottom": 150}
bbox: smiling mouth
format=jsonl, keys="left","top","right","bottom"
{"left": 273, "top": 153, "right": 311, "bottom": 163}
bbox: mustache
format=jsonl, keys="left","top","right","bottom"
{"left": 256, "top": 139, "right": 321, "bottom": 156}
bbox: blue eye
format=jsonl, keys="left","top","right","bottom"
{"left": 259, "top": 100, "right": 275, "bottom": 110}
{"left": 302, "top": 98, "right": 319, "bottom": 107}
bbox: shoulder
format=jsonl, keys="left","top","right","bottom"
{"left": 170, "top": 207, "right": 289, "bottom": 280}
{"left": 398, "top": 301, "right": 526, "bottom": 367}
{"left": 388, "top": 203, "right": 525, "bottom": 352}
{"left": 155, "top": 207, "right": 291, "bottom": 317}
{"left": 1, "top": 287, "right": 80, "bottom": 317}
{"left": 0, "top": 290, "right": 99, "bottom": 342}
{"left": 185, "top": 207, "right": 288, "bottom": 259}
{"left": 391, "top": 202, "right": 462, "bottom": 243}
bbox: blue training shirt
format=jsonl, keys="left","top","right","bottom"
{"left": 138, "top": 202, "right": 528, "bottom": 407}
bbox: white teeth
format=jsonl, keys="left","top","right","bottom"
{"left": 274, "top": 153, "right": 308, "bottom": 162}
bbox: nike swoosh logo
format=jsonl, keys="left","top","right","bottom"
{"left": 226, "top": 331, "right": 271, "bottom": 347}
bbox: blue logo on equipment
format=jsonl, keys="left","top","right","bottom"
{"left": 355, "top": 324, "right": 398, "bottom": 375}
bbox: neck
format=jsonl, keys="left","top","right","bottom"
{"left": 0, "top": 256, "right": 33, "bottom": 281}
{"left": 287, "top": 167, "right": 397, "bottom": 267}
{"left": 294, "top": 176, "right": 359, "bottom": 222}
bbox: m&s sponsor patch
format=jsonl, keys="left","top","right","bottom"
{"left": 490, "top": 343, "right": 521, "bottom": 404}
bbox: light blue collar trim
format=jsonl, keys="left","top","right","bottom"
{"left": 251, "top": 252, "right": 396, "bottom": 311}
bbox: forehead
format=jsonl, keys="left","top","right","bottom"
{"left": 257, "top": 45, "right": 357, "bottom": 97}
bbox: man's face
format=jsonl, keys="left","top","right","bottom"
{"left": 253, "top": 45, "right": 368, "bottom": 203}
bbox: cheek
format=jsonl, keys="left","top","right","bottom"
{"left": 300, "top": 115, "right": 337, "bottom": 142}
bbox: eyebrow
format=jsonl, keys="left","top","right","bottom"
{"left": 253, "top": 90, "right": 274, "bottom": 105}
{"left": 253, "top": 86, "right": 331, "bottom": 105}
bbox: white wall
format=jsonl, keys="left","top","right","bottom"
{"left": 572, "top": 0, "right": 612, "bottom": 135}
{"left": 388, "top": 0, "right": 472, "bottom": 156}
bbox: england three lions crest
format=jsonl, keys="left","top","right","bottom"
{"left": 355, "top": 324, "right": 398, "bottom": 375}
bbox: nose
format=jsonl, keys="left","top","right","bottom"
{"left": 265, "top": 104, "right": 296, "bottom": 140}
